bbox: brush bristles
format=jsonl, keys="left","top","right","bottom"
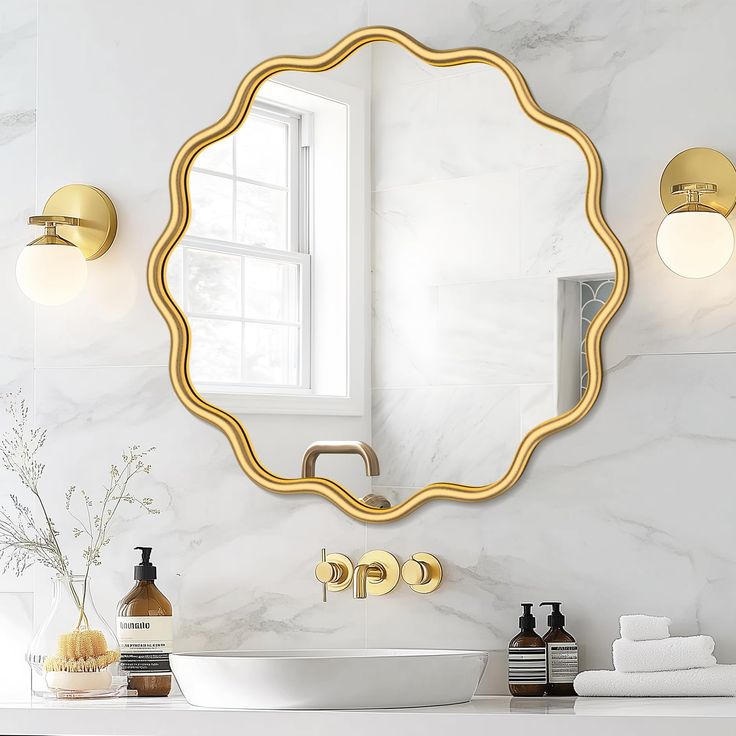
{"left": 44, "top": 650, "right": 119, "bottom": 673}
{"left": 43, "top": 629, "right": 120, "bottom": 672}
{"left": 57, "top": 630, "right": 109, "bottom": 659}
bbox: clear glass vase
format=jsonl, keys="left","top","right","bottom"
{"left": 26, "top": 574, "right": 123, "bottom": 698}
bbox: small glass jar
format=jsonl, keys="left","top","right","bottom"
{"left": 26, "top": 574, "right": 122, "bottom": 698}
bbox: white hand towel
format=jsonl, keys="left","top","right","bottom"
{"left": 612, "top": 635, "right": 716, "bottom": 672}
{"left": 619, "top": 614, "right": 671, "bottom": 641}
{"left": 574, "top": 665, "right": 736, "bottom": 697}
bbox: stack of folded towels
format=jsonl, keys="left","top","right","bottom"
{"left": 574, "top": 614, "right": 736, "bottom": 696}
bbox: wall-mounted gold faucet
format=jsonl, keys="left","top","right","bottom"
{"left": 353, "top": 551, "right": 400, "bottom": 598}
{"left": 314, "top": 550, "right": 441, "bottom": 600}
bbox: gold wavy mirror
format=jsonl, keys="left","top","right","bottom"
{"left": 148, "top": 26, "right": 628, "bottom": 522}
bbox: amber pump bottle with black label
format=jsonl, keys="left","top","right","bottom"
{"left": 508, "top": 603, "right": 547, "bottom": 696}
{"left": 117, "top": 547, "right": 173, "bottom": 696}
{"left": 540, "top": 602, "right": 578, "bottom": 696}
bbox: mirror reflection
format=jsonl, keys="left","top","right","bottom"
{"left": 167, "top": 43, "right": 615, "bottom": 506}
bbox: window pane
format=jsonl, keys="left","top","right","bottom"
{"left": 189, "top": 172, "right": 233, "bottom": 241}
{"left": 186, "top": 249, "right": 241, "bottom": 317}
{"left": 236, "top": 181, "right": 287, "bottom": 250}
{"left": 243, "top": 323, "right": 299, "bottom": 386}
{"left": 189, "top": 318, "right": 241, "bottom": 383}
{"left": 195, "top": 136, "right": 233, "bottom": 175}
{"left": 166, "top": 247, "right": 183, "bottom": 305}
{"left": 235, "top": 114, "right": 288, "bottom": 187}
{"left": 243, "top": 257, "right": 299, "bottom": 322}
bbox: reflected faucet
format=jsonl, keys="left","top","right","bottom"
{"left": 301, "top": 440, "right": 380, "bottom": 478}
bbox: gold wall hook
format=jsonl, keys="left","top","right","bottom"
{"left": 353, "top": 550, "right": 399, "bottom": 598}
{"left": 314, "top": 549, "right": 353, "bottom": 603}
{"left": 402, "top": 553, "right": 443, "bottom": 593}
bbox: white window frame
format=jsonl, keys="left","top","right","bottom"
{"left": 183, "top": 100, "right": 313, "bottom": 394}
{"left": 185, "top": 76, "right": 367, "bottom": 417}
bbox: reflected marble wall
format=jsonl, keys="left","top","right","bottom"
{"left": 370, "top": 45, "right": 612, "bottom": 496}
{"left": 2, "top": 0, "right": 736, "bottom": 698}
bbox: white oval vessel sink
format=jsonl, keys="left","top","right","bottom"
{"left": 170, "top": 648, "right": 488, "bottom": 709}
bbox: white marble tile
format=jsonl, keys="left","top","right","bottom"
{"left": 520, "top": 383, "right": 556, "bottom": 436}
{"left": 373, "top": 175, "right": 520, "bottom": 291}
{"left": 372, "top": 46, "right": 578, "bottom": 190}
{"left": 0, "top": 593, "right": 32, "bottom": 700}
{"left": 436, "top": 278, "right": 556, "bottom": 385}
{"left": 0, "top": 0, "right": 36, "bottom": 596}
{"left": 372, "top": 286, "right": 437, "bottom": 389}
{"left": 0, "top": 0, "right": 35, "bottom": 391}
{"left": 520, "top": 161, "right": 615, "bottom": 278}
{"left": 371, "top": 385, "right": 520, "bottom": 489}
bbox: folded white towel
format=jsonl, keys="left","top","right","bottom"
{"left": 613, "top": 635, "right": 716, "bottom": 672}
{"left": 574, "top": 665, "right": 736, "bottom": 697}
{"left": 619, "top": 614, "right": 671, "bottom": 641}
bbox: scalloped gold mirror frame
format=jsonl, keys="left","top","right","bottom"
{"left": 148, "top": 26, "right": 629, "bottom": 523}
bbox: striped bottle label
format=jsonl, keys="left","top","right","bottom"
{"left": 508, "top": 646, "right": 547, "bottom": 684}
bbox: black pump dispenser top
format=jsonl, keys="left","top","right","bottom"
{"left": 134, "top": 546, "right": 156, "bottom": 581}
{"left": 519, "top": 603, "right": 536, "bottom": 630}
{"left": 540, "top": 601, "right": 565, "bottom": 627}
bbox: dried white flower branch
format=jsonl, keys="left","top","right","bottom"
{"left": 0, "top": 392, "right": 159, "bottom": 627}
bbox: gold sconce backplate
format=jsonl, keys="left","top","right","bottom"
{"left": 660, "top": 148, "right": 736, "bottom": 215}
{"left": 43, "top": 184, "right": 118, "bottom": 260}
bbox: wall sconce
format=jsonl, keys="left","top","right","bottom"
{"left": 16, "top": 184, "right": 117, "bottom": 305}
{"left": 657, "top": 148, "right": 736, "bottom": 278}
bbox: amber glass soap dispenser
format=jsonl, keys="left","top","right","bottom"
{"left": 117, "top": 547, "right": 173, "bottom": 696}
{"left": 508, "top": 603, "right": 547, "bottom": 696}
{"left": 540, "top": 602, "right": 578, "bottom": 696}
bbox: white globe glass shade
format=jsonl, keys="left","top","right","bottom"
{"left": 16, "top": 244, "right": 88, "bottom": 305}
{"left": 656, "top": 210, "right": 734, "bottom": 278}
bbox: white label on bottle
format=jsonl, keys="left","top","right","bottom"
{"left": 117, "top": 616, "right": 172, "bottom": 674}
{"left": 508, "top": 647, "right": 547, "bottom": 684}
{"left": 547, "top": 642, "right": 578, "bottom": 684}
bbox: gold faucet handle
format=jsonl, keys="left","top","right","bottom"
{"left": 315, "top": 549, "right": 353, "bottom": 603}
{"left": 402, "top": 553, "right": 443, "bottom": 594}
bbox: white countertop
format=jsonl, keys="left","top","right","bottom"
{"left": 3, "top": 696, "right": 736, "bottom": 736}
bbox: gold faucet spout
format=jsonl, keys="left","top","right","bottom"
{"left": 301, "top": 441, "right": 380, "bottom": 478}
{"left": 353, "top": 562, "right": 385, "bottom": 599}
